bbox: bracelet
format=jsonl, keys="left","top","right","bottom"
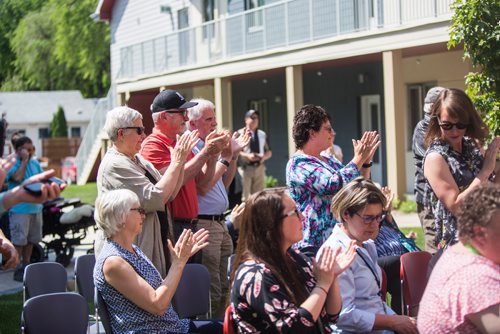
{"left": 315, "top": 285, "right": 328, "bottom": 295}
{"left": 362, "top": 161, "right": 373, "bottom": 168}
{"left": 218, "top": 158, "right": 230, "bottom": 168}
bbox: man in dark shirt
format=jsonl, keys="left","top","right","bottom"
{"left": 412, "top": 86, "right": 444, "bottom": 254}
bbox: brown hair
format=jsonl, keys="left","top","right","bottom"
{"left": 457, "top": 183, "right": 500, "bottom": 243}
{"left": 292, "top": 104, "right": 331, "bottom": 149}
{"left": 230, "top": 189, "right": 309, "bottom": 305}
{"left": 425, "top": 88, "right": 488, "bottom": 147}
{"left": 331, "top": 177, "right": 386, "bottom": 223}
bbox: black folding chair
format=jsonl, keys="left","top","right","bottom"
{"left": 23, "top": 262, "right": 67, "bottom": 302}
{"left": 22, "top": 292, "right": 88, "bottom": 334}
{"left": 172, "top": 263, "right": 211, "bottom": 319}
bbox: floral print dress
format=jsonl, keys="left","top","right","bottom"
{"left": 423, "top": 137, "right": 488, "bottom": 247}
{"left": 230, "top": 249, "right": 338, "bottom": 333}
{"left": 286, "top": 153, "right": 360, "bottom": 249}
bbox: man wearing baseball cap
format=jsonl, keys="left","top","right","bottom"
{"left": 140, "top": 89, "right": 228, "bottom": 263}
{"left": 412, "top": 86, "right": 445, "bottom": 254}
{"left": 238, "top": 109, "right": 272, "bottom": 201}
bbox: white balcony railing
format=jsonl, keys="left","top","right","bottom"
{"left": 118, "top": 0, "right": 453, "bottom": 80}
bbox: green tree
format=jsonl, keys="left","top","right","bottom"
{"left": 50, "top": 106, "right": 68, "bottom": 138}
{"left": 0, "top": 0, "right": 110, "bottom": 97}
{"left": 50, "top": 0, "right": 110, "bottom": 97}
{"left": 0, "top": 0, "right": 44, "bottom": 84}
{"left": 449, "top": 0, "right": 500, "bottom": 138}
{"left": 6, "top": 5, "right": 76, "bottom": 91}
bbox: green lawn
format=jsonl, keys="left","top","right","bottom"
{"left": 61, "top": 182, "right": 98, "bottom": 205}
{"left": 0, "top": 291, "right": 22, "bottom": 334}
{"left": 400, "top": 226, "right": 425, "bottom": 250}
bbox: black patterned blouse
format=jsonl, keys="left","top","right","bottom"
{"left": 423, "top": 137, "right": 490, "bottom": 247}
{"left": 230, "top": 249, "right": 338, "bottom": 333}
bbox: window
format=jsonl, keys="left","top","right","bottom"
{"left": 70, "top": 127, "right": 81, "bottom": 138}
{"left": 203, "top": 0, "right": 215, "bottom": 39}
{"left": 38, "top": 128, "right": 50, "bottom": 139}
{"left": 407, "top": 83, "right": 436, "bottom": 150}
{"left": 245, "top": 0, "right": 265, "bottom": 31}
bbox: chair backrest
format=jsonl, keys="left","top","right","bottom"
{"left": 400, "top": 251, "right": 432, "bottom": 316}
{"left": 22, "top": 292, "right": 88, "bottom": 334}
{"left": 23, "top": 262, "right": 67, "bottom": 302}
{"left": 380, "top": 268, "right": 388, "bottom": 302}
{"left": 95, "top": 288, "right": 113, "bottom": 334}
{"left": 172, "top": 263, "right": 211, "bottom": 319}
{"left": 75, "top": 254, "right": 96, "bottom": 303}
{"left": 223, "top": 305, "right": 236, "bottom": 334}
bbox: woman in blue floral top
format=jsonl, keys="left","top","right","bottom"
{"left": 423, "top": 88, "right": 499, "bottom": 248}
{"left": 286, "top": 104, "right": 380, "bottom": 254}
{"left": 230, "top": 189, "right": 357, "bottom": 333}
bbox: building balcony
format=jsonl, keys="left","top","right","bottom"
{"left": 117, "top": 0, "right": 453, "bottom": 82}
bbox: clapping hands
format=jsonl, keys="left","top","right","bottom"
{"left": 168, "top": 228, "right": 209, "bottom": 265}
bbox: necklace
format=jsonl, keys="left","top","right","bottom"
{"left": 464, "top": 243, "right": 480, "bottom": 256}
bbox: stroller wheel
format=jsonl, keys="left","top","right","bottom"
{"left": 56, "top": 247, "right": 75, "bottom": 267}
{"left": 30, "top": 243, "right": 45, "bottom": 263}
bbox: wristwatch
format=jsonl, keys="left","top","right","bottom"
{"left": 218, "top": 158, "right": 230, "bottom": 168}
{"left": 362, "top": 161, "right": 373, "bottom": 168}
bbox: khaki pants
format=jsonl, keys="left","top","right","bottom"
{"left": 417, "top": 203, "right": 437, "bottom": 254}
{"left": 239, "top": 164, "right": 266, "bottom": 201}
{"left": 198, "top": 218, "right": 233, "bottom": 318}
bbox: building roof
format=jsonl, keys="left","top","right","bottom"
{"left": 94, "top": 0, "right": 116, "bottom": 22}
{"left": 0, "top": 91, "right": 97, "bottom": 124}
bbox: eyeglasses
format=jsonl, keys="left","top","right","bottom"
{"left": 353, "top": 212, "right": 386, "bottom": 224}
{"left": 130, "top": 207, "right": 146, "bottom": 215}
{"left": 282, "top": 208, "right": 301, "bottom": 219}
{"left": 322, "top": 126, "right": 334, "bottom": 133}
{"left": 438, "top": 121, "right": 468, "bottom": 131}
{"left": 250, "top": 116, "right": 259, "bottom": 120}
{"left": 121, "top": 127, "right": 145, "bottom": 135}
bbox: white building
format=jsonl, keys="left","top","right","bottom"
{"left": 0, "top": 91, "right": 96, "bottom": 157}
{"left": 86, "top": 0, "right": 473, "bottom": 196}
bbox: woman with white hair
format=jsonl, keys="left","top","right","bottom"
{"left": 96, "top": 106, "right": 200, "bottom": 276}
{"left": 93, "top": 189, "right": 220, "bottom": 334}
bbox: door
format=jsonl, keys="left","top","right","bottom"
{"left": 360, "top": 95, "right": 383, "bottom": 185}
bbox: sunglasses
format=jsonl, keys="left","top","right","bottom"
{"left": 438, "top": 121, "right": 468, "bottom": 131}
{"left": 121, "top": 127, "right": 145, "bottom": 135}
{"left": 130, "top": 207, "right": 146, "bottom": 215}
{"left": 354, "top": 212, "right": 386, "bottom": 224}
{"left": 282, "top": 207, "right": 301, "bottom": 219}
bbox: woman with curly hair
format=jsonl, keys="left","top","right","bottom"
{"left": 230, "top": 188, "right": 356, "bottom": 333}
{"left": 286, "top": 104, "right": 379, "bottom": 255}
{"left": 418, "top": 183, "right": 500, "bottom": 333}
{"left": 423, "top": 88, "right": 499, "bottom": 248}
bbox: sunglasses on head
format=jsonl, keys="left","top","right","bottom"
{"left": 438, "top": 121, "right": 468, "bottom": 131}
{"left": 121, "top": 126, "right": 145, "bottom": 135}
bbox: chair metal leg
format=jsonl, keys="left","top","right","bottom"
{"left": 400, "top": 279, "right": 405, "bottom": 315}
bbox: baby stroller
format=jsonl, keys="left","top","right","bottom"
{"left": 31, "top": 197, "right": 96, "bottom": 267}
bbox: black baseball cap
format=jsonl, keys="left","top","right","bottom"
{"left": 245, "top": 109, "right": 259, "bottom": 119}
{"left": 150, "top": 90, "right": 198, "bottom": 113}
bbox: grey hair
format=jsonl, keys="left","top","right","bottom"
{"left": 103, "top": 106, "right": 143, "bottom": 142}
{"left": 94, "top": 189, "right": 140, "bottom": 238}
{"left": 187, "top": 98, "right": 215, "bottom": 122}
{"left": 152, "top": 112, "right": 161, "bottom": 124}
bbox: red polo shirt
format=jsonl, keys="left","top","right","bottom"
{"left": 140, "top": 128, "right": 198, "bottom": 219}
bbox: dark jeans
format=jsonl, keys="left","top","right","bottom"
{"left": 377, "top": 255, "right": 402, "bottom": 315}
{"left": 173, "top": 220, "right": 202, "bottom": 264}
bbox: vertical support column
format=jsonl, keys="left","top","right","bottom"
{"left": 214, "top": 77, "right": 233, "bottom": 129}
{"left": 285, "top": 65, "right": 304, "bottom": 158}
{"left": 383, "top": 50, "right": 406, "bottom": 197}
{"left": 117, "top": 92, "right": 127, "bottom": 106}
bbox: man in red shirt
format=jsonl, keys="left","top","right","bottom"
{"left": 140, "top": 89, "right": 228, "bottom": 263}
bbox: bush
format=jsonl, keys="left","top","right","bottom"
{"left": 392, "top": 195, "right": 417, "bottom": 213}
{"left": 265, "top": 175, "right": 279, "bottom": 188}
